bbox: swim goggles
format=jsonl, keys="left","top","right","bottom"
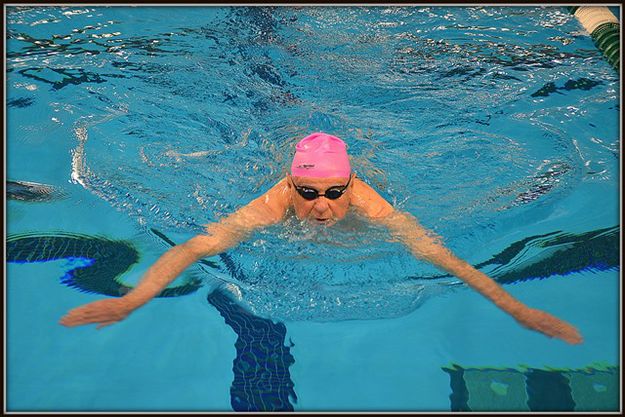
{"left": 291, "top": 174, "right": 353, "bottom": 201}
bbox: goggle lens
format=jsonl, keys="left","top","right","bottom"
{"left": 293, "top": 175, "right": 352, "bottom": 201}
{"left": 297, "top": 187, "right": 344, "bottom": 200}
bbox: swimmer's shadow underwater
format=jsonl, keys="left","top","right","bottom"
{"left": 7, "top": 224, "right": 619, "bottom": 411}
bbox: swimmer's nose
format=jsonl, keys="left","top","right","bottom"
{"left": 313, "top": 197, "right": 330, "bottom": 212}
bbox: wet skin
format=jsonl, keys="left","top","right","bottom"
{"left": 287, "top": 174, "right": 354, "bottom": 226}
{"left": 59, "top": 173, "right": 583, "bottom": 345}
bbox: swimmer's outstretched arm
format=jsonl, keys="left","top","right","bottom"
{"left": 60, "top": 179, "right": 290, "bottom": 329}
{"left": 379, "top": 210, "right": 583, "bottom": 345}
{"left": 350, "top": 179, "right": 582, "bottom": 345}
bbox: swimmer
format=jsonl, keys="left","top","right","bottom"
{"left": 60, "top": 132, "right": 583, "bottom": 345}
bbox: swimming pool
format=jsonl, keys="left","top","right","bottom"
{"left": 5, "top": 5, "right": 620, "bottom": 411}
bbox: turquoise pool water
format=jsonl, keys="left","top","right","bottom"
{"left": 6, "top": 6, "right": 620, "bottom": 411}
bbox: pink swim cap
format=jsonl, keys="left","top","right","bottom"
{"left": 291, "top": 132, "right": 351, "bottom": 178}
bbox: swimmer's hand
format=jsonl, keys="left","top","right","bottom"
{"left": 59, "top": 298, "right": 135, "bottom": 329}
{"left": 514, "top": 307, "right": 583, "bottom": 345}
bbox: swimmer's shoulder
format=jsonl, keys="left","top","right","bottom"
{"left": 351, "top": 177, "right": 395, "bottom": 220}
{"left": 216, "top": 179, "right": 289, "bottom": 230}
{"left": 248, "top": 177, "right": 291, "bottom": 223}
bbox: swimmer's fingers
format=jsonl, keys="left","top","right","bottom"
{"left": 60, "top": 298, "right": 131, "bottom": 328}
{"left": 536, "top": 317, "right": 583, "bottom": 345}
{"left": 546, "top": 316, "right": 583, "bottom": 345}
{"left": 516, "top": 308, "right": 583, "bottom": 345}
{"left": 59, "top": 306, "right": 94, "bottom": 327}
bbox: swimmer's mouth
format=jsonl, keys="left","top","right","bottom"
{"left": 314, "top": 217, "right": 334, "bottom": 226}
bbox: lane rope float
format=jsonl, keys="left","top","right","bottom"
{"left": 567, "top": 6, "right": 620, "bottom": 71}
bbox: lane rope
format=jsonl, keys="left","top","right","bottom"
{"left": 567, "top": 6, "right": 620, "bottom": 71}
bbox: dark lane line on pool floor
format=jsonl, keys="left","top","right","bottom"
{"left": 443, "top": 363, "right": 619, "bottom": 411}
{"left": 208, "top": 288, "right": 298, "bottom": 412}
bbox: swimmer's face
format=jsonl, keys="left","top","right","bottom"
{"left": 288, "top": 175, "right": 354, "bottom": 226}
